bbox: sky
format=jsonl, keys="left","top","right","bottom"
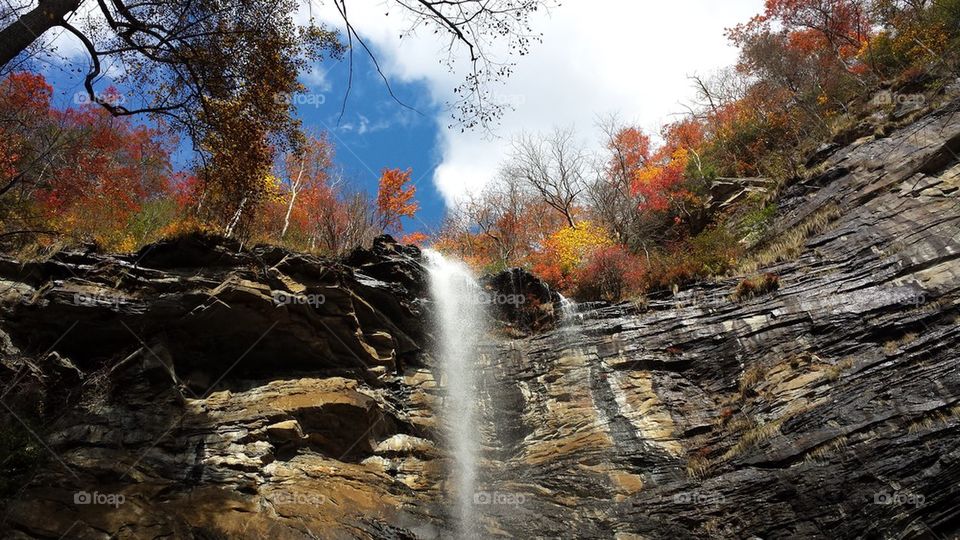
{"left": 36, "top": 0, "right": 766, "bottom": 234}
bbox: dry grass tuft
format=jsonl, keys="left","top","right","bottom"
{"left": 686, "top": 455, "right": 712, "bottom": 479}
{"left": 883, "top": 333, "right": 918, "bottom": 355}
{"left": 824, "top": 357, "right": 857, "bottom": 382}
{"left": 739, "top": 203, "right": 843, "bottom": 273}
{"left": 721, "top": 418, "right": 785, "bottom": 461}
{"left": 804, "top": 435, "right": 849, "bottom": 462}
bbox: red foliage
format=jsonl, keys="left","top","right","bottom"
{"left": 606, "top": 127, "right": 651, "bottom": 181}
{"left": 40, "top": 101, "right": 173, "bottom": 224}
{"left": 0, "top": 72, "right": 54, "bottom": 182}
{"left": 574, "top": 245, "right": 644, "bottom": 301}
{"left": 630, "top": 119, "right": 704, "bottom": 213}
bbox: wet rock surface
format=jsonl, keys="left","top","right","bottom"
{"left": 0, "top": 101, "right": 959, "bottom": 538}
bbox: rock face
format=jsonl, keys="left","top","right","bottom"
{"left": 480, "top": 268, "right": 561, "bottom": 334}
{"left": 1, "top": 101, "right": 959, "bottom": 539}
{"left": 0, "top": 234, "right": 448, "bottom": 539}
{"left": 468, "top": 101, "right": 960, "bottom": 538}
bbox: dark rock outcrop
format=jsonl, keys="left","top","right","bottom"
{"left": 481, "top": 268, "right": 561, "bottom": 333}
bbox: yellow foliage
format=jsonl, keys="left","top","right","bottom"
{"left": 545, "top": 221, "right": 612, "bottom": 273}
{"left": 263, "top": 173, "right": 285, "bottom": 203}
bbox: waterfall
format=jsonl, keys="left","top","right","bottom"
{"left": 423, "top": 249, "right": 485, "bottom": 538}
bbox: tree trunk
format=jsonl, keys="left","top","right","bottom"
{"left": 280, "top": 160, "right": 305, "bottom": 239}
{"left": 224, "top": 197, "right": 248, "bottom": 239}
{"left": 0, "top": 0, "right": 82, "bottom": 70}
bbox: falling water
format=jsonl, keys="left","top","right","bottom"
{"left": 558, "top": 294, "right": 582, "bottom": 330}
{"left": 423, "top": 249, "right": 485, "bottom": 538}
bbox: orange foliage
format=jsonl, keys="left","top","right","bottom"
{"left": 400, "top": 232, "right": 429, "bottom": 246}
{"left": 377, "top": 168, "right": 418, "bottom": 233}
{"left": 630, "top": 119, "right": 704, "bottom": 213}
{"left": 606, "top": 127, "right": 651, "bottom": 181}
{"left": 0, "top": 72, "right": 54, "bottom": 184}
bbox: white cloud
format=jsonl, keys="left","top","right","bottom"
{"left": 338, "top": 113, "right": 391, "bottom": 135}
{"left": 301, "top": 64, "right": 333, "bottom": 93}
{"left": 309, "top": 0, "right": 766, "bottom": 208}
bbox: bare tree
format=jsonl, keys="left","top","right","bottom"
{"left": 317, "top": 188, "right": 379, "bottom": 256}
{"left": 504, "top": 127, "right": 586, "bottom": 228}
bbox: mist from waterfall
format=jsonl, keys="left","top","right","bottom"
{"left": 423, "top": 249, "right": 486, "bottom": 538}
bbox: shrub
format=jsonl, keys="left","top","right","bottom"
{"left": 643, "top": 228, "right": 743, "bottom": 292}
{"left": 532, "top": 221, "right": 612, "bottom": 291}
{"left": 574, "top": 245, "right": 643, "bottom": 301}
{"left": 733, "top": 273, "right": 780, "bottom": 301}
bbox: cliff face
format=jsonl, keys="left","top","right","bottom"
{"left": 0, "top": 100, "right": 959, "bottom": 539}
{"left": 0, "top": 235, "right": 450, "bottom": 538}
{"left": 470, "top": 100, "right": 960, "bottom": 538}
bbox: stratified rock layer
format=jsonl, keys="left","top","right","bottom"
{"left": 1, "top": 101, "right": 959, "bottom": 539}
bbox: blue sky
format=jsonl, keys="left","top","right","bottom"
{"left": 292, "top": 52, "right": 448, "bottom": 234}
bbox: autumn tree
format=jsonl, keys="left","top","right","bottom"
{"left": 0, "top": 72, "right": 174, "bottom": 249}
{"left": 532, "top": 221, "right": 612, "bottom": 290}
{"left": 633, "top": 119, "right": 705, "bottom": 215}
{"left": 864, "top": 0, "right": 960, "bottom": 75}
{"left": 0, "top": 1, "right": 551, "bottom": 126}
{"left": 279, "top": 133, "right": 335, "bottom": 239}
{"left": 377, "top": 168, "right": 419, "bottom": 234}
{"left": 588, "top": 117, "right": 651, "bottom": 248}
{"left": 728, "top": 0, "right": 878, "bottom": 123}
{"left": 0, "top": 71, "right": 59, "bottom": 203}
{"left": 296, "top": 182, "right": 379, "bottom": 255}
{"left": 0, "top": 0, "right": 554, "bottom": 242}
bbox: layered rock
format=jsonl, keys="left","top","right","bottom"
{"left": 0, "top": 234, "right": 450, "bottom": 539}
